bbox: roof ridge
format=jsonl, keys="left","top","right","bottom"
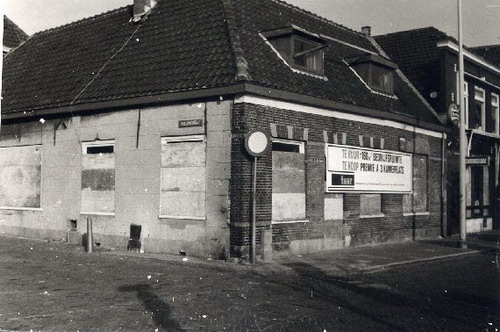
{"left": 221, "top": 0, "right": 251, "bottom": 82}
{"left": 32, "top": 5, "right": 131, "bottom": 37}
{"left": 375, "top": 26, "right": 446, "bottom": 38}
{"left": 269, "top": 0, "right": 367, "bottom": 39}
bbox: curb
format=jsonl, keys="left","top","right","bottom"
{"left": 361, "top": 249, "right": 482, "bottom": 273}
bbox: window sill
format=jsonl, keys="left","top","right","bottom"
{"left": 403, "top": 212, "right": 430, "bottom": 217}
{"left": 359, "top": 213, "right": 385, "bottom": 219}
{"left": 469, "top": 129, "right": 500, "bottom": 139}
{"left": 80, "top": 212, "right": 115, "bottom": 216}
{"left": 272, "top": 219, "right": 309, "bottom": 224}
{"left": 0, "top": 207, "right": 42, "bottom": 212}
{"left": 159, "top": 215, "right": 205, "bottom": 221}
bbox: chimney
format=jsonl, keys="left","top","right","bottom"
{"left": 133, "top": 0, "right": 157, "bottom": 22}
{"left": 361, "top": 26, "right": 372, "bottom": 36}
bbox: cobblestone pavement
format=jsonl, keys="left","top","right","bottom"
{"left": 0, "top": 236, "right": 499, "bottom": 331}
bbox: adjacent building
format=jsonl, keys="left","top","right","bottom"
{"left": 471, "top": 45, "right": 500, "bottom": 68}
{"left": 376, "top": 27, "right": 500, "bottom": 234}
{"left": 1, "top": 0, "right": 445, "bottom": 259}
{"left": 3, "top": 16, "right": 29, "bottom": 56}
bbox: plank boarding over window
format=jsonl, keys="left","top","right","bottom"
{"left": 160, "top": 136, "right": 206, "bottom": 220}
{"left": 81, "top": 140, "right": 115, "bottom": 214}
{"left": 360, "top": 194, "right": 382, "bottom": 217}
{"left": 0, "top": 145, "right": 41, "bottom": 209}
{"left": 403, "top": 154, "right": 428, "bottom": 214}
{"left": 272, "top": 139, "right": 306, "bottom": 222}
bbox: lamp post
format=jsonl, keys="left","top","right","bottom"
{"left": 457, "top": 0, "right": 467, "bottom": 247}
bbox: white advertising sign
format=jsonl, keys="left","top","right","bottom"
{"left": 326, "top": 144, "right": 412, "bottom": 193}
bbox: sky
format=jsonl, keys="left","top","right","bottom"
{"left": 1, "top": 0, "right": 500, "bottom": 47}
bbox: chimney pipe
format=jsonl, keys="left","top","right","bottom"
{"left": 133, "top": 0, "right": 157, "bottom": 22}
{"left": 361, "top": 26, "right": 372, "bottom": 36}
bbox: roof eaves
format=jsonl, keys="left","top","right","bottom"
{"left": 437, "top": 40, "right": 500, "bottom": 75}
{"left": 220, "top": 0, "right": 251, "bottom": 82}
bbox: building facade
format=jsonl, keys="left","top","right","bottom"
{"left": 1, "top": 0, "right": 445, "bottom": 259}
{"left": 377, "top": 28, "right": 500, "bottom": 234}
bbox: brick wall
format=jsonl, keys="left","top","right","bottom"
{"left": 230, "top": 102, "right": 444, "bottom": 257}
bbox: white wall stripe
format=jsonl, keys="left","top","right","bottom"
{"left": 234, "top": 94, "right": 444, "bottom": 138}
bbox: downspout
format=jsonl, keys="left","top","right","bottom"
{"left": 441, "top": 132, "right": 448, "bottom": 237}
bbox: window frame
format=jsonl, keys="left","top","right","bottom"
{"left": 0, "top": 145, "right": 43, "bottom": 211}
{"left": 80, "top": 140, "right": 116, "bottom": 216}
{"left": 271, "top": 138, "right": 308, "bottom": 224}
{"left": 81, "top": 140, "right": 115, "bottom": 155}
{"left": 492, "top": 93, "right": 500, "bottom": 135}
{"left": 159, "top": 135, "right": 206, "bottom": 221}
{"left": 291, "top": 34, "right": 325, "bottom": 75}
{"left": 347, "top": 54, "right": 397, "bottom": 97}
{"left": 359, "top": 193, "right": 384, "bottom": 219}
{"left": 261, "top": 26, "right": 328, "bottom": 79}
{"left": 473, "top": 86, "right": 486, "bottom": 131}
{"left": 402, "top": 154, "right": 429, "bottom": 215}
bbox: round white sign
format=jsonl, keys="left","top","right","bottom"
{"left": 245, "top": 130, "right": 269, "bottom": 157}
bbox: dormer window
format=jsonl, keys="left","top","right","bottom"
{"left": 347, "top": 54, "right": 397, "bottom": 95}
{"left": 262, "top": 25, "right": 327, "bottom": 76}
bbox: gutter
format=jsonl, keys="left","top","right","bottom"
{"left": 1, "top": 82, "right": 446, "bottom": 133}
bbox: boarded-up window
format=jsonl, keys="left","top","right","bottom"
{"left": 160, "top": 136, "right": 205, "bottom": 219}
{"left": 403, "top": 154, "right": 428, "bottom": 213}
{"left": 272, "top": 140, "right": 306, "bottom": 221}
{"left": 0, "top": 146, "right": 41, "bottom": 208}
{"left": 81, "top": 141, "right": 115, "bottom": 213}
{"left": 360, "top": 194, "right": 382, "bottom": 217}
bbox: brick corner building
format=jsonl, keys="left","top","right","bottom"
{"left": 1, "top": 0, "right": 445, "bottom": 259}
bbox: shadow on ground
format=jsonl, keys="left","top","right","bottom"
{"left": 118, "top": 284, "right": 183, "bottom": 331}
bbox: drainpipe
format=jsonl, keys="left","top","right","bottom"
{"left": 441, "top": 132, "right": 448, "bottom": 237}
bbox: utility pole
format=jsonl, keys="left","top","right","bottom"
{"left": 458, "top": 0, "right": 467, "bottom": 248}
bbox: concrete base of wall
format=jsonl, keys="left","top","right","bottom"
{"left": 350, "top": 228, "right": 441, "bottom": 247}
{"left": 0, "top": 225, "right": 67, "bottom": 242}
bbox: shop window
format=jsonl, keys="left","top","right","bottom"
{"left": 360, "top": 194, "right": 382, "bottom": 217}
{"left": 160, "top": 136, "right": 205, "bottom": 219}
{"left": 403, "top": 154, "right": 428, "bottom": 214}
{"left": 466, "top": 164, "right": 490, "bottom": 218}
{"left": 492, "top": 93, "right": 499, "bottom": 135}
{"left": 347, "top": 54, "right": 397, "bottom": 95}
{"left": 262, "top": 26, "right": 327, "bottom": 76}
{"left": 81, "top": 141, "right": 115, "bottom": 214}
{"left": 272, "top": 139, "right": 306, "bottom": 222}
{"left": 0, "top": 145, "right": 41, "bottom": 209}
{"left": 470, "top": 87, "right": 485, "bottom": 130}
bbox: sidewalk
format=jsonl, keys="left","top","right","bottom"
{"left": 101, "top": 230, "right": 500, "bottom": 277}
{"left": 271, "top": 230, "right": 500, "bottom": 276}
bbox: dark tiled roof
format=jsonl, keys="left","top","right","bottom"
{"left": 3, "top": 16, "right": 29, "bottom": 49}
{"left": 2, "top": 0, "right": 235, "bottom": 112}
{"left": 232, "top": 0, "right": 438, "bottom": 123}
{"left": 374, "top": 27, "right": 450, "bottom": 111}
{"left": 2, "top": 0, "right": 440, "bottom": 127}
{"left": 471, "top": 45, "right": 500, "bottom": 67}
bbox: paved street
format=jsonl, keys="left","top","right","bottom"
{"left": 0, "top": 236, "right": 499, "bottom": 331}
